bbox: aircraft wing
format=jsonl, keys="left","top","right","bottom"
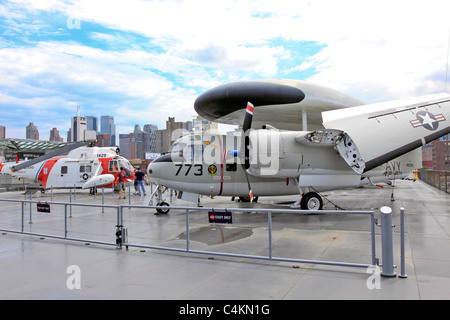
{"left": 322, "top": 93, "right": 450, "bottom": 173}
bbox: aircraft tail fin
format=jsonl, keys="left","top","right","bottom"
{"left": 322, "top": 93, "right": 450, "bottom": 173}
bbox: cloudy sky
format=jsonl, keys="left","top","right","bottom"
{"left": 1, "top": 0, "right": 450, "bottom": 140}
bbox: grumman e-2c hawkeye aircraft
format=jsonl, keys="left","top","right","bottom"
{"left": 0, "top": 142, "right": 135, "bottom": 192}
{"left": 148, "top": 80, "right": 450, "bottom": 212}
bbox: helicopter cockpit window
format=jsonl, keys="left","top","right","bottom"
{"left": 109, "top": 157, "right": 133, "bottom": 174}
{"left": 109, "top": 160, "right": 119, "bottom": 172}
{"left": 117, "top": 158, "right": 132, "bottom": 170}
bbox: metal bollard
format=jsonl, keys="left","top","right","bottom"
{"left": 380, "top": 206, "right": 396, "bottom": 277}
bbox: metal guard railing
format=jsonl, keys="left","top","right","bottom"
{"left": 418, "top": 169, "right": 450, "bottom": 194}
{"left": 0, "top": 198, "right": 380, "bottom": 270}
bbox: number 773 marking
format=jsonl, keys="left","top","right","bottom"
{"left": 175, "top": 164, "right": 203, "bottom": 176}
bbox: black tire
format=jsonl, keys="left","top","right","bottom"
{"left": 301, "top": 192, "right": 323, "bottom": 210}
{"left": 156, "top": 201, "right": 170, "bottom": 214}
{"left": 239, "top": 196, "right": 250, "bottom": 202}
{"left": 238, "top": 196, "right": 258, "bottom": 203}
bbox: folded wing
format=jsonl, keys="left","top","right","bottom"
{"left": 322, "top": 93, "right": 450, "bottom": 173}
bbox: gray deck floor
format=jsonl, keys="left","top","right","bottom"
{"left": 0, "top": 179, "right": 449, "bottom": 300}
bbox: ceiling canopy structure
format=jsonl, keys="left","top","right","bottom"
{"left": 0, "top": 138, "right": 72, "bottom": 153}
{"left": 0, "top": 139, "right": 76, "bottom": 163}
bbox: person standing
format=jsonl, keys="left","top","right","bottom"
{"left": 134, "top": 167, "right": 147, "bottom": 196}
{"left": 116, "top": 167, "right": 127, "bottom": 199}
{"left": 133, "top": 168, "right": 139, "bottom": 195}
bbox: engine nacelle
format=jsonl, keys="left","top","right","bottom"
{"left": 246, "top": 129, "right": 358, "bottom": 179}
{"left": 246, "top": 129, "right": 283, "bottom": 177}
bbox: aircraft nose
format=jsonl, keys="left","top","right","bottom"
{"left": 147, "top": 162, "right": 155, "bottom": 177}
{"left": 147, "top": 154, "right": 173, "bottom": 179}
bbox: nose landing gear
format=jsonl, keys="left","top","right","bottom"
{"left": 149, "top": 184, "right": 170, "bottom": 214}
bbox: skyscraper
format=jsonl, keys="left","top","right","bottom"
{"left": 86, "top": 116, "right": 98, "bottom": 133}
{"left": 101, "top": 116, "right": 116, "bottom": 146}
{"left": 143, "top": 124, "right": 158, "bottom": 153}
{"left": 71, "top": 116, "right": 87, "bottom": 142}
{"left": 155, "top": 117, "right": 192, "bottom": 153}
{"left": 49, "top": 128, "right": 63, "bottom": 142}
{"left": 26, "top": 122, "right": 39, "bottom": 140}
{"left": 71, "top": 106, "right": 96, "bottom": 142}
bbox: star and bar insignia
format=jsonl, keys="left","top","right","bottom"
{"left": 410, "top": 111, "right": 446, "bottom": 131}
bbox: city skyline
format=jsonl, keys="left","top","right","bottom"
{"left": 0, "top": 112, "right": 215, "bottom": 145}
{"left": 0, "top": 105, "right": 232, "bottom": 141}
{"left": 0, "top": 106, "right": 153, "bottom": 141}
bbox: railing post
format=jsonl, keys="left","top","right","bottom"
{"left": 69, "top": 189, "right": 72, "bottom": 218}
{"left": 29, "top": 193, "right": 32, "bottom": 224}
{"left": 185, "top": 209, "right": 190, "bottom": 252}
{"left": 64, "top": 204, "right": 68, "bottom": 238}
{"left": 268, "top": 212, "right": 272, "bottom": 259}
{"left": 380, "top": 206, "right": 396, "bottom": 277}
{"left": 128, "top": 183, "right": 131, "bottom": 207}
{"left": 399, "top": 207, "right": 407, "bottom": 278}
{"left": 21, "top": 201, "right": 24, "bottom": 233}
{"left": 102, "top": 187, "right": 105, "bottom": 213}
{"left": 115, "top": 206, "right": 123, "bottom": 248}
{"left": 371, "top": 212, "right": 378, "bottom": 266}
{"left": 445, "top": 172, "right": 448, "bottom": 194}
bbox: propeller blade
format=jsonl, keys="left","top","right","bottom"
{"left": 241, "top": 101, "right": 255, "bottom": 202}
{"left": 242, "top": 102, "right": 254, "bottom": 132}
{"left": 249, "top": 188, "right": 254, "bottom": 202}
{"left": 242, "top": 102, "right": 254, "bottom": 170}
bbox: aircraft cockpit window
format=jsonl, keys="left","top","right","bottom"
{"left": 169, "top": 142, "right": 185, "bottom": 153}
{"left": 118, "top": 158, "right": 133, "bottom": 172}
{"left": 169, "top": 142, "right": 186, "bottom": 162}
{"left": 109, "top": 160, "right": 119, "bottom": 173}
{"left": 184, "top": 144, "right": 203, "bottom": 163}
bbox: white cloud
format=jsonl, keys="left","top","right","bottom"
{"left": 2, "top": 0, "right": 450, "bottom": 141}
{"left": 74, "top": 0, "right": 450, "bottom": 99}
{"left": 292, "top": 0, "right": 450, "bottom": 101}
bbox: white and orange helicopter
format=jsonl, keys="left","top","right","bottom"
{"left": 0, "top": 141, "right": 135, "bottom": 192}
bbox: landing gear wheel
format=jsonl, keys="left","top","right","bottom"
{"left": 301, "top": 192, "right": 323, "bottom": 210}
{"left": 238, "top": 196, "right": 258, "bottom": 203}
{"left": 155, "top": 201, "right": 170, "bottom": 214}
